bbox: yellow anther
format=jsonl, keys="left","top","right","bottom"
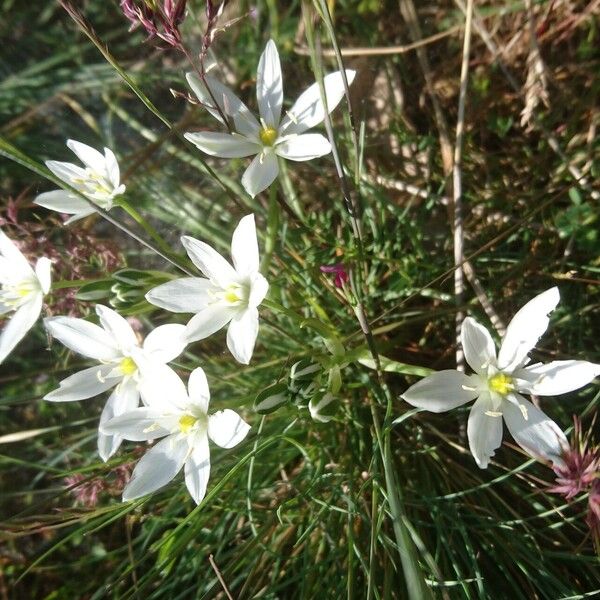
{"left": 224, "top": 290, "right": 241, "bottom": 303}
{"left": 178, "top": 414, "right": 197, "bottom": 434}
{"left": 119, "top": 357, "right": 137, "bottom": 376}
{"left": 259, "top": 127, "right": 278, "bottom": 146}
{"left": 488, "top": 373, "right": 513, "bottom": 396}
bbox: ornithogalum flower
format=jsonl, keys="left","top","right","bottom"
{"left": 101, "top": 365, "right": 250, "bottom": 504}
{"left": 184, "top": 39, "right": 355, "bottom": 197}
{"left": 35, "top": 139, "right": 126, "bottom": 224}
{"left": 0, "top": 230, "right": 51, "bottom": 363}
{"left": 146, "top": 214, "right": 268, "bottom": 364}
{"left": 44, "top": 305, "right": 186, "bottom": 461}
{"left": 402, "top": 288, "right": 600, "bottom": 468}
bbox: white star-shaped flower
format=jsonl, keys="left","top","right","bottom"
{"left": 402, "top": 288, "right": 600, "bottom": 468}
{"left": 0, "top": 230, "right": 51, "bottom": 364}
{"left": 101, "top": 365, "right": 250, "bottom": 505}
{"left": 184, "top": 39, "right": 355, "bottom": 197}
{"left": 44, "top": 305, "right": 187, "bottom": 461}
{"left": 35, "top": 139, "right": 126, "bottom": 224}
{"left": 146, "top": 214, "right": 268, "bottom": 365}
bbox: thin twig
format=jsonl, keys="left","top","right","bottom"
{"left": 452, "top": 0, "right": 474, "bottom": 371}
{"left": 463, "top": 260, "right": 506, "bottom": 336}
{"left": 294, "top": 25, "right": 461, "bottom": 57}
{"left": 208, "top": 554, "right": 234, "bottom": 600}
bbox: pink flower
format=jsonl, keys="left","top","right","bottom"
{"left": 320, "top": 264, "right": 349, "bottom": 288}
{"left": 120, "top": 0, "right": 187, "bottom": 48}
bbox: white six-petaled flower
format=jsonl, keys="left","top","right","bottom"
{"left": 184, "top": 39, "right": 356, "bottom": 197}
{"left": 0, "top": 230, "right": 51, "bottom": 364}
{"left": 101, "top": 365, "right": 250, "bottom": 505}
{"left": 402, "top": 288, "right": 600, "bottom": 468}
{"left": 44, "top": 305, "right": 187, "bottom": 461}
{"left": 146, "top": 214, "right": 268, "bottom": 365}
{"left": 35, "top": 139, "right": 126, "bottom": 224}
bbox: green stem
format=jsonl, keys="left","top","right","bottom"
{"left": 116, "top": 198, "right": 173, "bottom": 256}
{"left": 260, "top": 184, "right": 280, "bottom": 273}
{"left": 51, "top": 279, "right": 101, "bottom": 290}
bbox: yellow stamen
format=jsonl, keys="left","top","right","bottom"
{"left": 488, "top": 373, "right": 513, "bottom": 396}
{"left": 119, "top": 357, "right": 137, "bottom": 376}
{"left": 224, "top": 290, "right": 241, "bottom": 303}
{"left": 178, "top": 414, "right": 197, "bottom": 434}
{"left": 259, "top": 127, "right": 278, "bottom": 146}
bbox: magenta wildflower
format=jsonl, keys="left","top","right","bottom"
{"left": 64, "top": 474, "right": 105, "bottom": 507}
{"left": 320, "top": 264, "right": 349, "bottom": 288}
{"left": 549, "top": 416, "right": 600, "bottom": 549}
{"left": 120, "top": 0, "right": 187, "bottom": 48}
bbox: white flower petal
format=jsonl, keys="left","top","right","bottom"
{"left": 34, "top": 190, "right": 94, "bottom": 217}
{"left": 97, "top": 379, "right": 140, "bottom": 461}
{"left": 103, "top": 147, "right": 121, "bottom": 189}
{"left": 0, "top": 229, "right": 33, "bottom": 276}
{"left": 188, "top": 367, "right": 210, "bottom": 414}
{"left": 0, "top": 294, "right": 42, "bottom": 364}
{"left": 122, "top": 435, "right": 189, "bottom": 502}
{"left": 184, "top": 131, "right": 260, "bottom": 158}
{"left": 249, "top": 273, "right": 269, "bottom": 308}
{"left": 502, "top": 393, "right": 568, "bottom": 466}
{"left": 185, "top": 303, "right": 235, "bottom": 343}
{"left": 45, "top": 160, "right": 87, "bottom": 185}
{"left": 467, "top": 392, "right": 503, "bottom": 468}
{"left": 279, "top": 70, "right": 356, "bottom": 135}
{"left": 401, "top": 370, "right": 479, "bottom": 413}
{"left": 44, "top": 364, "right": 120, "bottom": 402}
{"left": 34, "top": 257, "right": 52, "bottom": 295}
{"left": 461, "top": 317, "right": 497, "bottom": 376}
{"left": 67, "top": 139, "right": 106, "bottom": 172}
{"left": 208, "top": 409, "right": 250, "bottom": 448}
{"left": 275, "top": 133, "right": 331, "bottom": 161}
{"left": 186, "top": 73, "right": 260, "bottom": 137}
{"left": 145, "top": 277, "right": 216, "bottom": 314}
{"left": 241, "top": 151, "right": 279, "bottom": 198}
{"left": 516, "top": 360, "right": 600, "bottom": 396}
{"left": 257, "top": 39, "right": 283, "bottom": 127}
{"left": 143, "top": 323, "right": 187, "bottom": 363}
{"left": 101, "top": 406, "right": 171, "bottom": 441}
{"left": 95, "top": 304, "right": 138, "bottom": 352}
{"left": 184, "top": 434, "right": 211, "bottom": 505}
{"left": 226, "top": 307, "right": 259, "bottom": 365}
{"left": 231, "top": 214, "right": 259, "bottom": 277}
{"left": 180, "top": 236, "right": 238, "bottom": 287}
{"left": 137, "top": 361, "right": 189, "bottom": 411}
{"left": 497, "top": 287, "right": 560, "bottom": 372}
{"left": 44, "top": 315, "right": 119, "bottom": 361}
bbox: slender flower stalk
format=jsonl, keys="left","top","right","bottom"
{"left": 402, "top": 288, "right": 600, "bottom": 467}
{"left": 146, "top": 214, "right": 268, "bottom": 364}
{"left": 184, "top": 39, "right": 355, "bottom": 197}
{"left": 44, "top": 305, "right": 187, "bottom": 460}
{"left": 101, "top": 365, "right": 250, "bottom": 504}
{"left": 0, "top": 230, "right": 51, "bottom": 363}
{"left": 35, "top": 139, "right": 126, "bottom": 224}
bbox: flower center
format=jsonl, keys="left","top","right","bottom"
{"left": 178, "top": 414, "right": 198, "bottom": 434}
{"left": 0, "top": 280, "right": 36, "bottom": 310}
{"left": 222, "top": 283, "right": 248, "bottom": 306}
{"left": 119, "top": 356, "right": 138, "bottom": 376}
{"left": 259, "top": 127, "right": 278, "bottom": 147}
{"left": 488, "top": 372, "right": 513, "bottom": 396}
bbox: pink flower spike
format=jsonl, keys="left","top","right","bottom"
{"left": 320, "top": 264, "right": 349, "bottom": 288}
